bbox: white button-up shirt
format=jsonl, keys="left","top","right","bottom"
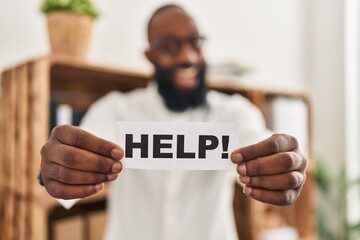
{"left": 80, "top": 84, "right": 271, "bottom": 240}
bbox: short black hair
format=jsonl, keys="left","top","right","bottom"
{"left": 147, "top": 4, "right": 185, "bottom": 41}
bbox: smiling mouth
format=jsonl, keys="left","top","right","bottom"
{"left": 173, "top": 67, "right": 199, "bottom": 90}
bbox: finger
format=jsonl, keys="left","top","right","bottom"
{"left": 44, "top": 178, "right": 104, "bottom": 199}
{"left": 42, "top": 143, "right": 122, "bottom": 174}
{"left": 51, "top": 125, "right": 123, "bottom": 159}
{"left": 239, "top": 171, "right": 305, "bottom": 190}
{"left": 237, "top": 151, "right": 305, "bottom": 176}
{"left": 243, "top": 185, "right": 300, "bottom": 206}
{"left": 43, "top": 161, "right": 119, "bottom": 185}
{"left": 231, "top": 134, "right": 298, "bottom": 163}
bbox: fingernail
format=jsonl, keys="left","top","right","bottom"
{"left": 95, "top": 183, "right": 103, "bottom": 192}
{"left": 240, "top": 176, "right": 250, "bottom": 184}
{"left": 111, "top": 148, "right": 123, "bottom": 159}
{"left": 112, "top": 161, "right": 122, "bottom": 173}
{"left": 237, "top": 164, "right": 247, "bottom": 176}
{"left": 233, "top": 153, "right": 243, "bottom": 163}
{"left": 243, "top": 185, "right": 252, "bottom": 195}
{"left": 107, "top": 173, "right": 118, "bottom": 181}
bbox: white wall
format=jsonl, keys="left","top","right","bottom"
{"left": 0, "top": 0, "right": 306, "bottom": 89}
{"left": 305, "top": 0, "right": 345, "bottom": 166}
{"left": 0, "top": 0, "right": 48, "bottom": 70}
{"left": 345, "top": 0, "right": 360, "bottom": 226}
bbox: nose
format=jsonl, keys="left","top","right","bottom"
{"left": 176, "top": 43, "right": 200, "bottom": 66}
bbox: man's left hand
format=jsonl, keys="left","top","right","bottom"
{"left": 231, "top": 134, "right": 307, "bottom": 206}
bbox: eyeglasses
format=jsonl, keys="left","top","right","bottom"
{"left": 150, "top": 35, "right": 206, "bottom": 55}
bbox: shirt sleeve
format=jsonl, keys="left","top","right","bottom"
{"left": 229, "top": 93, "right": 273, "bottom": 147}
{"left": 80, "top": 91, "right": 125, "bottom": 143}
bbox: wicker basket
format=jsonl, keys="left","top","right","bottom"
{"left": 47, "top": 11, "right": 93, "bottom": 59}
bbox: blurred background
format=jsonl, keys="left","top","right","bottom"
{"left": 0, "top": 0, "right": 359, "bottom": 239}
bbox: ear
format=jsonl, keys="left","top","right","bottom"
{"left": 144, "top": 49, "right": 155, "bottom": 64}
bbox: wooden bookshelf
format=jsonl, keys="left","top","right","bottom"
{"left": 0, "top": 56, "right": 316, "bottom": 240}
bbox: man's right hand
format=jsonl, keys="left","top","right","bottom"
{"left": 40, "top": 125, "right": 124, "bottom": 199}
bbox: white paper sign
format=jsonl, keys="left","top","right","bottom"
{"left": 116, "top": 122, "right": 239, "bottom": 170}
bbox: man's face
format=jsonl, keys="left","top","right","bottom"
{"left": 146, "top": 7, "right": 207, "bottom": 111}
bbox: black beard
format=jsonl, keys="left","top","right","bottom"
{"left": 155, "top": 65, "right": 207, "bottom": 112}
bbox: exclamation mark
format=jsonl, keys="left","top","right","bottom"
{"left": 222, "top": 135, "right": 229, "bottom": 159}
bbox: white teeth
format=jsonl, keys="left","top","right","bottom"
{"left": 173, "top": 67, "right": 199, "bottom": 89}
{"left": 176, "top": 67, "right": 198, "bottom": 79}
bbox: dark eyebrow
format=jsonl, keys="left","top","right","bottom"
{"left": 156, "top": 32, "right": 201, "bottom": 40}
{"left": 155, "top": 34, "right": 178, "bottom": 40}
{"left": 149, "top": 35, "right": 175, "bottom": 45}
